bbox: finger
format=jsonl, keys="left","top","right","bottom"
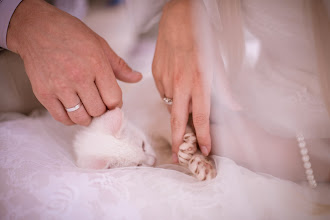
{"left": 77, "top": 83, "right": 106, "bottom": 117}
{"left": 171, "top": 90, "right": 190, "bottom": 156}
{"left": 162, "top": 72, "right": 173, "bottom": 98}
{"left": 97, "top": 36, "right": 142, "bottom": 83}
{"left": 68, "top": 104, "right": 92, "bottom": 126}
{"left": 153, "top": 77, "right": 165, "bottom": 99}
{"left": 95, "top": 65, "right": 123, "bottom": 110}
{"left": 43, "top": 98, "right": 74, "bottom": 125}
{"left": 192, "top": 84, "right": 211, "bottom": 156}
{"left": 152, "top": 38, "right": 168, "bottom": 99}
{"left": 162, "top": 72, "right": 174, "bottom": 112}
{"left": 31, "top": 85, "right": 75, "bottom": 125}
{"left": 58, "top": 92, "right": 92, "bottom": 126}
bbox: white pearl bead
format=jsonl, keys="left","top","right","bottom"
{"left": 302, "top": 155, "right": 310, "bottom": 162}
{"left": 300, "top": 148, "right": 308, "bottom": 155}
{"left": 298, "top": 142, "right": 306, "bottom": 148}
{"left": 310, "top": 183, "right": 317, "bottom": 188}
{"left": 309, "top": 179, "right": 316, "bottom": 183}
{"left": 296, "top": 133, "right": 317, "bottom": 189}
{"left": 305, "top": 169, "right": 313, "bottom": 175}
{"left": 307, "top": 175, "right": 314, "bottom": 181}
{"left": 297, "top": 136, "right": 304, "bottom": 141}
{"left": 309, "top": 179, "right": 317, "bottom": 184}
{"left": 304, "top": 162, "right": 311, "bottom": 169}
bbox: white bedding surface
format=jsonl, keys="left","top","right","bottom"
{"left": 0, "top": 102, "right": 330, "bottom": 220}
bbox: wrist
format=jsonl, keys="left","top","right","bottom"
{"left": 163, "top": 0, "right": 191, "bottom": 13}
{"left": 7, "top": 0, "right": 48, "bottom": 54}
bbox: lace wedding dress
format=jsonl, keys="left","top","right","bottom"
{"left": 0, "top": 0, "right": 330, "bottom": 219}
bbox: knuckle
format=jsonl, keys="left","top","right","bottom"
{"left": 51, "top": 112, "right": 62, "bottom": 122}
{"left": 72, "top": 112, "right": 91, "bottom": 126}
{"left": 62, "top": 120, "right": 74, "bottom": 126}
{"left": 97, "top": 36, "right": 107, "bottom": 45}
{"left": 152, "top": 60, "right": 161, "bottom": 75}
{"left": 174, "top": 72, "right": 183, "bottom": 85}
{"left": 104, "top": 91, "right": 122, "bottom": 109}
{"left": 192, "top": 77, "right": 201, "bottom": 88}
{"left": 89, "top": 104, "right": 106, "bottom": 117}
{"left": 192, "top": 70, "right": 203, "bottom": 86}
{"left": 89, "top": 55, "right": 104, "bottom": 70}
{"left": 33, "top": 85, "right": 52, "bottom": 101}
{"left": 194, "top": 69, "right": 203, "bottom": 77}
{"left": 106, "top": 99, "right": 121, "bottom": 109}
{"left": 64, "top": 66, "right": 88, "bottom": 85}
{"left": 161, "top": 72, "right": 170, "bottom": 83}
{"left": 70, "top": 72, "right": 86, "bottom": 85}
{"left": 193, "top": 113, "right": 209, "bottom": 127}
{"left": 51, "top": 111, "right": 71, "bottom": 125}
{"left": 52, "top": 78, "right": 71, "bottom": 93}
{"left": 58, "top": 118, "right": 74, "bottom": 126}
{"left": 115, "top": 56, "right": 128, "bottom": 69}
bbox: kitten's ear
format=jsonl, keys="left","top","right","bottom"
{"left": 102, "top": 107, "right": 124, "bottom": 136}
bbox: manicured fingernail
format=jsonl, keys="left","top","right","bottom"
{"left": 201, "top": 146, "right": 209, "bottom": 156}
{"left": 130, "top": 71, "right": 143, "bottom": 81}
{"left": 133, "top": 71, "right": 142, "bottom": 76}
{"left": 172, "top": 153, "right": 178, "bottom": 163}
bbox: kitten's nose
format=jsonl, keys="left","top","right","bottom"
{"left": 145, "top": 155, "right": 156, "bottom": 166}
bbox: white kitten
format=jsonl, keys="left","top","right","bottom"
{"left": 73, "top": 106, "right": 215, "bottom": 181}
{"left": 73, "top": 108, "right": 156, "bottom": 169}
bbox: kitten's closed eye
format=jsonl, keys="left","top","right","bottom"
{"left": 142, "top": 141, "right": 145, "bottom": 152}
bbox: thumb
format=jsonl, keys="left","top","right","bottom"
{"left": 98, "top": 36, "right": 142, "bottom": 83}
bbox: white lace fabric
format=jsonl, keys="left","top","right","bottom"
{"left": 0, "top": 109, "right": 329, "bottom": 220}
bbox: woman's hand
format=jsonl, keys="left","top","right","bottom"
{"left": 7, "top": 0, "right": 142, "bottom": 126}
{"left": 152, "top": 0, "right": 213, "bottom": 160}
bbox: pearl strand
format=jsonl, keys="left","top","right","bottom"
{"left": 296, "top": 134, "right": 317, "bottom": 188}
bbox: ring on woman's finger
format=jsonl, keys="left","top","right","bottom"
{"left": 65, "top": 101, "right": 82, "bottom": 112}
{"left": 163, "top": 96, "right": 173, "bottom": 105}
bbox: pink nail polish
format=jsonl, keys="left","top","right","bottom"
{"left": 201, "top": 146, "right": 209, "bottom": 156}
{"left": 172, "top": 153, "right": 178, "bottom": 163}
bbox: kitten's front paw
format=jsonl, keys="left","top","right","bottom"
{"left": 178, "top": 133, "right": 197, "bottom": 166}
{"left": 188, "top": 154, "right": 216, "bottom": 181}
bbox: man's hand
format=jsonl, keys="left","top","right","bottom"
{"left": 7, "top": 0, "right": 142, "bottom": 126}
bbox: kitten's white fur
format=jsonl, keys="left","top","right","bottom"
{"left": 73, "top": 108, "right": 156, "bottom": 169}
{"left": 73, "top": 80, "right": 216, "bottom": 181}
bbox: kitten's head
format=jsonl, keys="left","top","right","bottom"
{"left": 74, "top": 108, "right": 156, "bottom": 169}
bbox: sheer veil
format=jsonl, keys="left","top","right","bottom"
{"left": 190, "top": 0, "right": 330, "bottom": 181}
